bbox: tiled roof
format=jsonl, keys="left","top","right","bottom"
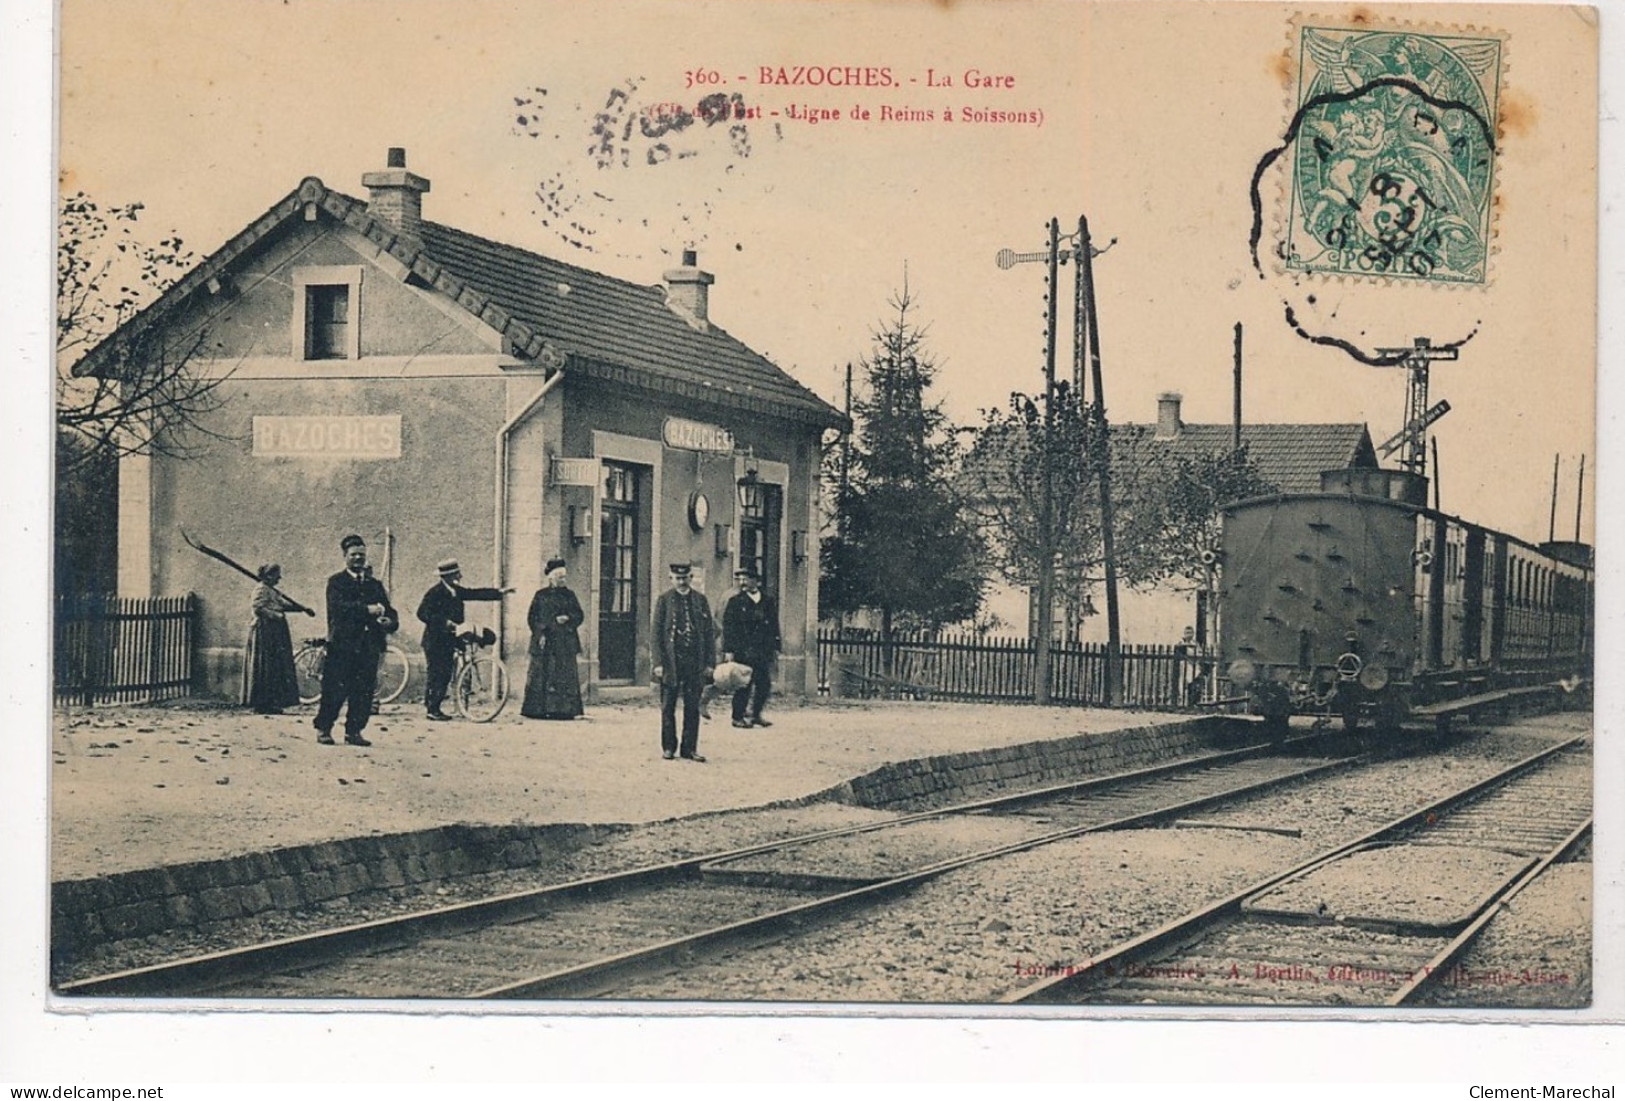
{"left": 417, "top": 220, "right": 845, "bottom": 428}
{"left": 1116, "top": 422, "right": 1378, "bottom": 494}
{"left": 73, "top": 178, "right": 847, "bottom": 430}
{"left": 958, "top": 420, "right": 1378, "bottom": 499}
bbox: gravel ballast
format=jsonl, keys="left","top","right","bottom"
{"left": 1242, "top": 844, "right": 1534, "bottom": 930}
{"left": 1416, "top": 862, "right": 1592, "bottom": 1009}
{"left": 56, "top": 709, "right": 1590, "bottom": 1008}
{"left": 617, "top": 715, "right": 1592, "bottom": 1005}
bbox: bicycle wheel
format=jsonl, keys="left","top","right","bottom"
{"left": 375, "top": 644, "right": 410, "bottom": 704}
{"left": 455, "top": 655, "right": 509, "bottom": 722}
{"left": 293, "top": 646, "right": 325, "bottom": 706}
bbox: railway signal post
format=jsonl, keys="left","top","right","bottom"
{"left": 995, "top": 216, "right": 1123, "bottom": 706}
{"left": 1376, "top": 337, "right": 1459, "bottom": 479}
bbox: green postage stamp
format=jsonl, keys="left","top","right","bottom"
{"left": 1285, "top": 22, "right": 1504, "bottom": 285}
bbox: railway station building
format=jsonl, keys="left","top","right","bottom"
{"left": 78, "top": 150, "right": 848, "bottom": 699}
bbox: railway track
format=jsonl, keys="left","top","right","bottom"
{"left": 62, "top": 726, "right": 1365, "bottom": 1000}
{"left": 1002, "top": 735, "right": 1591, "bottom": 1006}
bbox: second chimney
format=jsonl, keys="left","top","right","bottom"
{"left": 663, "top": 249, "right": 715, "bottom": 330}
{"left": 1156, "top": 392, "right": 1184, "bottom": 440}
{"left": 362, "top": 147, "right": 431, "bottom": 243}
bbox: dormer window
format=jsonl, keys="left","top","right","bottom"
{"left": 305, "top": 284, "right": 350, "bottom": 359}
{"left": 293, "top": 266, "right": 362, "bottom": 361}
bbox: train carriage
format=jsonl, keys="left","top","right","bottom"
{"left": 1216, "top": 468, "right": 1592, "bottom": 732}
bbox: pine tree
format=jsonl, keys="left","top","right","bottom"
{"left": 820, "top": 281, "right": 983, "bottom": 636}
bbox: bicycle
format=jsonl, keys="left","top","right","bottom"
{"left": 450, "top": 627, "right": 509, "bottom": 722}
{"left": 293, "top": 638, "right": 411, "bottom": 707}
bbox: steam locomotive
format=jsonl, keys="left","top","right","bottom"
{"left": 1216, "top": 467, "right": 1592, "bottom": 732}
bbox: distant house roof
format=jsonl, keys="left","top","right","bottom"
{"left": 958, "top": 417, "right": 1379, "bottom": 501}
{"left": 74, "top": 177, "right": 848, "bottom": 431}
{"left": 1115, "top": 422, "right": 1379, "bottom": 494}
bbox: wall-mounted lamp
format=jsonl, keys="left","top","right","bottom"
{"left": 714, "top": 522, "right": 731, "bottom": 557}
{"left": 736, "top": 454, "right": 762, "bottom": 513}
{"left": 791, "top": 529, "right": 808, "bottom": 565}
{"left": 569, "top": 505, "right": 593, "bottom": 546}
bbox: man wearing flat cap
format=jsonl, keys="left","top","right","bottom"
{"left": 652, "top": 561, "right": 715, "bottom": 761}
{"left": 722, "top": 564, "right": 781, "bottom": 728}
{"left": 417, "top": 559, "right": 509, "bottom": 721}
{"left": 315, "top": 534, "right": 399, "bottom": 746}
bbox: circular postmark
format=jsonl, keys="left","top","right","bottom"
{"left": 511, "top": 77, "right": 771, "bottom": 260}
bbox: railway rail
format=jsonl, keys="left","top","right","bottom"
{"left": 1002, "top": 734, "right": 1590, "bottom": 1006}
{"left": 63, "top": 724, "right": 1363, "bottom": 1000}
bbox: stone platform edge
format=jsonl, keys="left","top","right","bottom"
{"left": 807, "top": 714, "right": 1231, "bottom": 810}
{"left": 52, "top": 714, "right": 1229, "bottom": 967}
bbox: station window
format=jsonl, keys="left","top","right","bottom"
{"left": 293, "top": 266, "right": 362, "bottom": 361}
{"left": 305, "top": 285, "right": 350, "bottom": 359}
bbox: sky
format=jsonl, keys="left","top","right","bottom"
{"left": 51, "top": 0, "right": 1601, "bottom": 546}
{"left": 7, "top": 0, "right": 1625, "bottom": 1085}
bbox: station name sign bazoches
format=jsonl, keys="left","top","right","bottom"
{"left": 662, "top": 416, "right": 736, "bottom": 453}
{"left": 252, "top": 415, "right": 403, "bottom": 459}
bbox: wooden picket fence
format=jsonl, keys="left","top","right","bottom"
{"left": 816, "top": 628, "right": 1214, "bottom": 710}
{"left": 55, "top": 593, "right": 197, "bottom": 706}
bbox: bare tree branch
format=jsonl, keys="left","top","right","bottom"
{"left": 57, "top": 192, "right": 235, "bottom": 473}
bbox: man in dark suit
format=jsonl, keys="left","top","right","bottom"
{"left": 416, "top": 558, "right": 508, "bottom": 721}
{"left": 651, "top": 561, "right": 714, "bottom": 762}
{"left": 722, "top": 564, "right": 781, "bottom": 728}
{"left": 314, "top": 534, "right": 398, "bottom": 746}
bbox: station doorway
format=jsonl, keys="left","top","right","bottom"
{"left": 597, "top": 460, "right": 648, "bottom": 681}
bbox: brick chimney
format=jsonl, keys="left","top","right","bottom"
{"left": 362, "top": 147, "right": 431, "bottom": 243}
{"left": 1155, "top": 392, "right": 1184, "bottom": 440}
{"left": 663, "top": 249, "right": 715, "bottom": 331}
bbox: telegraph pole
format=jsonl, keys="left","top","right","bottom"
{"left": 840, "top": 362, "right": 853, "bottom": 528}
{"left": 1431, "top": 437, "right": 1442, "bottom": 512}
{"left": 998, "top": 216, "right": 1122, "bottom": 705}
{"left": 1575, "top": 454, "right": 1586, "bottom": 543}
{"left": 1033, "top": 218, "right": 1061, "bottom": 704}
{"left": 1549, "top": 453, "right": 1560, "bottom": 543}
{"left": 1232, "top": 323, "right": 1244, "bottom": 454}
{"left": 995, "top": 221, "right": 1063, "bottom": 704}
{"left": 1077, "top": 215, "right": 1122, "bottom": 706}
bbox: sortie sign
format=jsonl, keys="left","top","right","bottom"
{"left": 662, "top": 416, "right": 735, "bottom": 453}
{"left": 253, "top": 415, "right": 402, "bottom": 459}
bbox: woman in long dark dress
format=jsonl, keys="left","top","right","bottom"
{"left": 241, "top": 564, "right": 311, "bottom": 713}
{"left": 521, "top": 558, "right": 585, "bottom": 719}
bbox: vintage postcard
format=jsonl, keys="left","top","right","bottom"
{"left": 11, "top": 0, "right": 1618, "bottom": 1084}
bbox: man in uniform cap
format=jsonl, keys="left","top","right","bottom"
{"left": 314, "top": 534, "right": 398, "bottom": 746}
{"left": 651, "top": 561, "right": 715, "bottom": 761}
{"left": 721, "top": 563, "right": 781, "bottom": 728}
{"left": 416, "top": 558, "right": 509, "bottom": 720}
